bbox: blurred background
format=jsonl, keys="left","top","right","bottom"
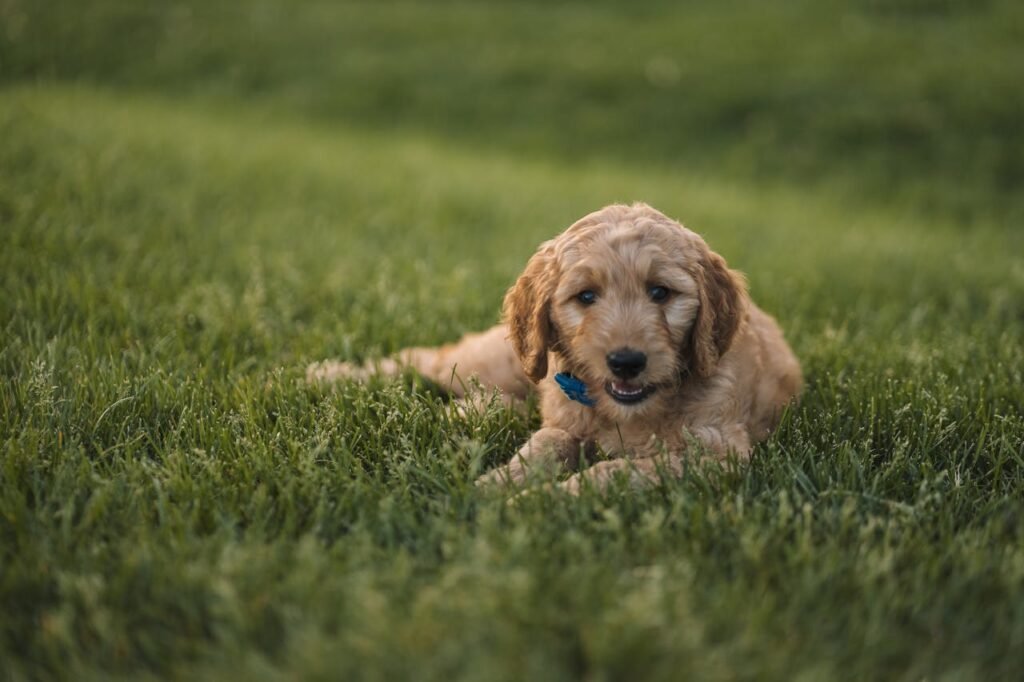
{"left": 3, "top": 0, "right": 1022, "bottom": 225}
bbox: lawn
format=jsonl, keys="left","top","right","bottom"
{"left": 2, "top": 1, "right": 1023, "bottom": 680}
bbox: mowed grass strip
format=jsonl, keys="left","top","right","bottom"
{"left": 1, "top": 86, "right": 1023, "bottom": 680}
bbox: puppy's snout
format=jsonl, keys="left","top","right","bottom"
{"left": 606, "top": 348, "right": 647, "bottom": 379}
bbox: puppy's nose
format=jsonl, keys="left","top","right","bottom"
{"left": 606, "top": 349, "right": 647, "bottom": 379}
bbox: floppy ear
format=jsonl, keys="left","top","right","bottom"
{"left": 686, "top": 247, "right": 746, "bottom": 378}
{"left": 503, "top": 244, "right": 560, "bottom": 382}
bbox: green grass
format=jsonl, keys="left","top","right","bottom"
{"left": 2, "top": 1, "right": 1024, "bottom": 680}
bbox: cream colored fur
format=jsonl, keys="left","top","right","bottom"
{"left": 308, "top": 203, "right": 802, "bottom": 493}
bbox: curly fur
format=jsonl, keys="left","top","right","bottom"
{"left": 308, "top": 203, "right": 802, "bottom": 493}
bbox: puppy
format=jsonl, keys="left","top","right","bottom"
{"left": 308, "top": 203, "right": 802, "bottom": 492}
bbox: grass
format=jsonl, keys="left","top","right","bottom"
{"left": 4, "top": 0, "right": 1024, "bottom": 221}
{"left": 2, "top": 1, "right": 1024, "bottom": 680}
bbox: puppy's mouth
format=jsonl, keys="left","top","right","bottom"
{"left": 605, "top": 380, "right": 656, "bottom": 405}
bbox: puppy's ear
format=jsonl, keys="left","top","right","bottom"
{"left": 503, "top": 244, "right": 559, "bottom": 382}
{"left": 687, "top": 247, "right": 746, "bottom": 378}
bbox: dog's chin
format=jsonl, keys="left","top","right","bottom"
{"left": 604, "top": 380, "right": 657, "bottom": 406}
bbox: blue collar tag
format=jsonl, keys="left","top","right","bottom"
{"left": 554, "top": 372, "right": 595, "bottom": 407}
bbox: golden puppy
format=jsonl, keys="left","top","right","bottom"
{"left": 309, "top": 203, "right": 802, "bottom": 492}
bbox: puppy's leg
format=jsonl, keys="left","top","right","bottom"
{"left": 308, "top": 324, "right": 530, "bottom": 399}
{"left": 559, "top": 455, "right": 684, "bottom": 495}
{"left": 306, "top": 346, "right": 455, "bottom": 385}
{"left": 476, "top": 427, "right": 586, "bottom": 488}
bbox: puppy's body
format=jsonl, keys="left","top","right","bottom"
{"left": 309, "top": 203, "right": 801, "bottom": 491}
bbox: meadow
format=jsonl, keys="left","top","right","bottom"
{"left": 2, "top": 1, "right": 1023, "bottom": 679}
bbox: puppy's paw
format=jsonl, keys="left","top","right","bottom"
{"left": 306, "top": 360, "right": 367, "bottom": 384}
{"left": 474, "top": 467, "right": 515, "bottom": 489}
{"left": 475, "top": 458, "right": 536, "bottom": 489}
{"left": 559, "top": 475, "right": 583, "bottom": 496}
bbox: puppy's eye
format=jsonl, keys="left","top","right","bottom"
{"left": 576, "top": 290, "right": 598, "bottom": 305}
{"left": 648, "top": 285, "right": 670, "bottom": 302}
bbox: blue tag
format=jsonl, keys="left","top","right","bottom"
{"left": 554, "top": 372, "right": 595, "bottom": 407}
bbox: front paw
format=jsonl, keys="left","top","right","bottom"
{"left": 475, "top": 455, "right": 536, "bottom": 488}
{"left": 474, "top": 466, "right": 519, "bottom": 489}
{"left": 559, "top": 475, "right": 583, "bottom": 496}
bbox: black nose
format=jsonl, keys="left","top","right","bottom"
{"left": 606, "top": 349, "right": 647, "bottom": 379}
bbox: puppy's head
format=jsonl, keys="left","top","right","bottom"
{"left": 504, "top": 203, "right": 746, "bottom": 418}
